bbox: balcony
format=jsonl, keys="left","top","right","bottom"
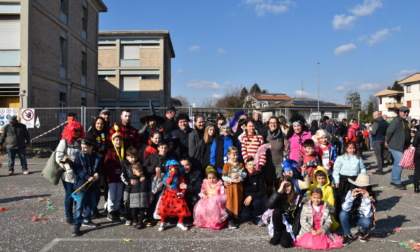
{"left": 385, "top": 102, "right": 402, "bottom": 109}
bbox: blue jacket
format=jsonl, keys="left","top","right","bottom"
{"left": 333, "top": 154, "right": 366, "bottom": 183}
{"left": 73, "top": 151, "right": 103, "bottom": 188}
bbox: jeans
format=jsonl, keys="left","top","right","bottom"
{"left": 62, "top": 180, "right": 75, "bottom": 219}
{"left": 240, "top": 196, "right": 267, "bottom": 222}
{"left": 373, "top": 141, "right": 385, "bottom": 171}
{"left": 74, "top": 184, "right": 98, "bottom": 225}
{"left": 339, "top": 210, "right": 373, "bottom": 235}
{"left": 107, "top": 182, "right": 123, "bottom": 212}
{"left": 338, "top": 136, "right": 344, "bottom": 155}
{"left": 7, "top": 148, "right": 28, "bottom": 171}
{"left": 389, "top": 148, "right": 403, "bottom": 184}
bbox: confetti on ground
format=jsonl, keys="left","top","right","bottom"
{"left": 37, "top": 198, "right": 49, "bottom": 202}
{"left": 400, "top": 240, "right": 420, "bottom": 250}
{"left": 123, "top": 239, "right": 132, "bottom": 242}
{"left": 32, "top": 216, "right": 48, "bottom": 222}
{"left": 394, "top": 227, "right": 402, "bottom": 232}
{"left": 0, "top": 207, "right": 6, "bottom": 211}
{"left": 46, "top": 201, "right": 57, "bottom": 210}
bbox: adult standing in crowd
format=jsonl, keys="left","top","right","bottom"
{"left": 263, "top": 117, "right": 284, "bottom": 191}
{"left": 196, "top": 125, "right": 216, "bottom": 170}
{"left": 215, "top": 115, "right": 226, "bottom": 137}
{"left": 56, "top": 121, "right": 84, "bottom": 224}
{"left": 210, "top": 125, "right": 239, "bottom": 174}
{"left": 86, "top": 117, "right": 108, "bottom": 156}
{"left": 278, "top": 115, "right": 289, "bottom": 136}
{"left": 286, "top": 115, "right": 311, "bottom": 163}
{"left": 162, "top": 105, "right": 178, "bottom": 135}
{"left": 346, "top": 118, "right": 360, "bottom": 150}
{"left": 139, "top": 110, "right": 165, "bottom": 143}
{"left": 99, "top": 109, "right": 111, "bottom": 133}
{"left": 0, "top": 116, "right": 31, "bottom": 175}
{"left": 411, "top": 126, "right": 420, "bottom": 193}
{"left": 385, "top": 106, "right": 411, "bottom": 190}
{"left": 188, "top": 115, "right": 205, "bottom": 163}
{"left": 337, "top": 118, "right": 348, "bottom": 155}
{"left": 320, "top": 116, "right": 337, "bottom": 135}
{"left": 310, "top": 119, "right": 319, "bottom": 135}
{"left": 253, "top": 112, "right": 263, "bottom": 131}
{"left": 371, "top": 111, "right": 388, "bottom": 175}
{"left": 108, "top": 109, "right": 140, "bottom": 149}
{"left": 171, "top": 113, "right": 192, "bottom": 157}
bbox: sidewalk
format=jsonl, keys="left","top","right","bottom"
{"left": 0, "top": 151, "right": 419, "bottom": 252}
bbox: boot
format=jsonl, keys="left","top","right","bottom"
{"left": 269, "top": 232, "right": 281, "bottom": 245}
{"left": 414, "top": 184, "right": 420, "bottom": 193}
{"left": 72, "top": 224, "right": 81, "bottom": 237}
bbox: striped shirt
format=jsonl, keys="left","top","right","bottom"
{"left": 240, "top": 134, "right": 265, "bottom": 165}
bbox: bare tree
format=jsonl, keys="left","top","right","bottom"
{"left": 174, "top": 95, "right": 190, "bottom": 107}
{"left": 201, "top": 98, "right": 217, "bottom": 107}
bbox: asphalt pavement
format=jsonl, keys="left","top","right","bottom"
{"left": 0, "top": 150, "right": 419, "bottom": 252}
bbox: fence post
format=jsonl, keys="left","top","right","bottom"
{"left": 81, "top": 106, "right": 87, "bottom": 132}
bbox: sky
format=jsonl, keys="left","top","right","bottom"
{"left": 99, "top": 0, "right": 420, "bottom": 107}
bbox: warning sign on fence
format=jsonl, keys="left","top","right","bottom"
{"left": 21, "top": 108, "right": 35, "bottom": 128}
{"left": 0, "top": 108, "right": 19, "bottom": 129}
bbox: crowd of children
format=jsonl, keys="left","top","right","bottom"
{"left": 57, "top": 110, "right": 378, "bottom": 250}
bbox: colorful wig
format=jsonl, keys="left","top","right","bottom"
{"left": 61, "top": 121, "right": 85, "bottom": 144}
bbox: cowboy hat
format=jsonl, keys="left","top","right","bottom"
{"left": 348, "top": 174, "right": 378, "bottom": 187}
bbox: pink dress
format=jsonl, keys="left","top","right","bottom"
{"left": 193, "top": 179, "right": 228, "bottom": 229}
{"left": 294, "top": 205, "right": 343, "bottom": 250}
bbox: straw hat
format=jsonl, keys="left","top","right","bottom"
{"left": 348, "top": 174, "right": 378, "bottom": 187}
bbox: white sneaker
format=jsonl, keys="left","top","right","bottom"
{"left": 125, "top": 220, "right": 133, "bottom": 226}
{"left": 176, "top": 223, "right": 188, "bottom": 231}
{"left": 158, "top": 222, "right": 167, "bottom": 232}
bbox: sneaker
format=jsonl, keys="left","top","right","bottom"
{"left": 393, "top": 184, "right": 406, "bottom": 190}
{"left": 342, "top": 235, "right": 353, "bottom": 246}
{"left": 176, "top": 223, "right": 188, "bottom": 231}
{"left": 81, "top": 220, "right": 99, "bottom": 227}
{"left": 23, "top": 170, "right": 30, "bottom": 175}
{"left": 372, "top": 170, "right": 384, "bottom": 175}
{"left": 359, "top": 233, "right": 369, "bottom": 242}
{"left": 66, "top": 218, "right": 74, "bottom": 225}
{"left": 158, "top": 222, "right": 167, "bottom": 232}
{"left": 111, "top": 212, "right": 120, "bottom": 221}
{"left": 107, "top": 212, "right": 114, "bottom": 221}
{"left": 72, "top": 225, "right": 82, "bottom": 237}
{"left": 8, "top": 170, "right": 14, "bottom": 176}
{"left": 228, "top": 220, "right": 238, "bottom": 229}
{"left": 135, "top": 223, "right": 145, "bottom": 229}
{"left": 125, "top": 220, "right": 133, "bottom": 226}
{"left": 257, "top": 218, "right": 266, "bottom": 227}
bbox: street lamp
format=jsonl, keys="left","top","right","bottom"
{"left": 317, "top": 62, "right": 320, "bottom": 120}
{"left": 20, "top": 90, "right": 27, "bottom": 108}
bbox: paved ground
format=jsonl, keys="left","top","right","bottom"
{"left": 0, "top": 150, "right": 419, "bottom": 252}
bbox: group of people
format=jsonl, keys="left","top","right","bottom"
{"left": 4, "top": 104, "right": 418, "bottom": 250}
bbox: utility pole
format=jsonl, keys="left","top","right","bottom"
{"left": 317, "top": 62, "right": 320, "bottom": 120}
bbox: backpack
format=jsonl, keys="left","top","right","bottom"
{"left": 356, "top": 130, "right": 364, "bottom": 144}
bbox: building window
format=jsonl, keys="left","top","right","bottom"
{"left": 82, "top": 5, "right": 87, "bottom": 39}
{"left": 0, "top": 15, "right": 20, "bottom": 67}
{"left": 59, "top": 92, "right": 67, "bottom": 107}
{"left": 379, "top": 97, "right": 382, "bottom": 104}
{"left": 81, "top": 51, "right": 87, "bottom": 75}
{"left": 59, "top": 34, "right": 68, "bottom": 79}
{"left": 120, "top": 45, "right": 140, "bottom": 66}
{"left": 141, "top": 75, "right": 159, "bottom": 80}
{"left": 407, "top": 85, "right": 411, "bottom": 93}
{"left": 60, "top": 0, "right": 69, "bottom": 23}
{"left": 121, "top": 76, "right": 140, "bottom": 91}
{"left": 407, "top": 101, "right": 411, "bottom": 108}
{"left": 81, "top": 97, "right": 87, "bottom": 106}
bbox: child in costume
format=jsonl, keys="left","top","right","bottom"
{"left": 222, "top": 146, "right": 246, "bottom": 229}
{"left": 282, "top": 159, "right": 310, "bottom": 196}
{"left": 294, "top": 188, "right": 343, "bottom": 250}
{"left": 193, "top": 166, "right": 228, "bottom": 229}
{"left": 307, "top": 167, "right": 339, "bottom": 231}
{"left": 157, "top": 160, "right": 191, "bottom": 232}
{"left": 312, "top": 129, "right": 337, "bottom": 183}
{"left": 298, "top": 139, "right": 321, "bottom": 180}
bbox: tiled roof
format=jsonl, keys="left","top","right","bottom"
{"left": 253, "top": 95, "right": 291, "bottom": 101}
{"left": 266, "top": 98, "right": 350, "bottom": 109}
{"left": 398, "top": 73, "right": 420, "bottom": 84}
{"left": 374, "top": 89, "right": 404, "bottom": 97}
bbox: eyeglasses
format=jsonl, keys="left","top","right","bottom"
{"left": 403, "top": 111, "right": 410, "bottom": 114}
{"left": 74, "top": 129, "right": 81, "bottom": 133}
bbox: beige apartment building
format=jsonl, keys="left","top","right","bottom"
{"left": 0, "top": 0, "right": 107, "bottom": 108}
{"left": 97, "top": 31, "right": 175, "bottom": 108}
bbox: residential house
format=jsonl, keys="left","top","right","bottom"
{"left": 97, "top": 30, "right": 175, "bottom": 108}
{"left": 0, "top": 0, "right": 107, "bottom": 108}
{"left": 374, "top": 89, "right": 404, "bottom": 119}
{"left": 398, "top": 73, "right": 420, "bottom": 119}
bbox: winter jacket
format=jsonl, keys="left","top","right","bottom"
{"left": 288, "top": 131, "right": 312, "bottom": 162}
{"left": 307, "top": 167, "right": 335, "bottom": 206}
{"left": 346, "top": 123, "right": 360, "bottom": 143}
{"left": 73, "top": 151, "right": 103, "bottom": 188}
{"left": 103, "top": 148, "right": 123, "bottom": 183}
{"left": 297, "top": 198, "right": 335, "bottom": 239}
{"left": 188, "top": 128, "right": 204, "bottom": 160}
{"left": 108, "top": 122, "right": 140, "bottom": 149}
{"left": 196, "top": 140, "right": 213, "bottom": 169}
{"left": 210, "top": 135, "right": 239, "bottom": 172}
{"left": 0, "top": 123, "right": 30, "bottom": 149}
{"left": 264, "top": 129, "right": 284, "bottom": 176}
{"left": 128, "top": 178, "right": 151, "bottom": 209}
{"left": 143, "top": 152, "right": 176, "bottom": 177}
{"left": 333, "top": 154, "right": 366, "bottom": 183}
{"left": 386, "top": 115, "right": 411, "bottom": 152}
{"left": 171, "top": 127, "right": 192, "bottom": 157}
{"left": 370, "top": 116, "right": 387, "bottom": 142}
{"left": 184, "top": 169, "right": 204, "bottom": 208}
{"left": 243, "top": 172, "right": 266, "bottom": 200}
{"left": 55, "top": 138, "right": 81, "bottom": 183}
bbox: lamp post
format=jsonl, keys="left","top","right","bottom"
{"left": 317, "top": 62, "right": 320, "bottom": 120}
{"left": 19, "top": 90, "right": 26, "bottom": 108}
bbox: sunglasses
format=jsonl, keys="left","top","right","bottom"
{"left": 74, "top": 129, "right": 81, "bottom": 133}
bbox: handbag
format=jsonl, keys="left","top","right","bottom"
{"left": 399, "top": 145, "right": 415, "bottom": 170}
{"left": 41, "top": 150, "right": 65, "bottom": 185}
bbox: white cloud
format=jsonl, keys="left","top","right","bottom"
{"left": 395, "top": 70, "right": 418, "bottom": 81}
{"left": 187, "top": 80, "right": 222, "bottom": 90}
{"left": 212, "top": 93, "right": 224, "bottom": 99}
{"left": 332, "top": 14, "right": 356, "bottom": 30}
{"left": 244, "top": 0, "right": 294, "bottom": 16}
{"left": 334, "top": 43, "right": 356, "bottom": 56}
{"left": 334, "top": 85, "right": 346, "bottom": 91}
{"left": 176, "top": 68, "right": 184, "bottom": 74}
{"left": 350, "top": 0, "right": 383, "bottom": 16}
{"left": 217, "top": 48, "right": 227, "bottom": 54}
{"left": 367, "top": 28, "right": 389, "bottom": 45}
{"left": 188, "top": 45, "right": 200, "bottom": 51}
{"left": 294, "top": 90, "right": 311, "bottom": 96}
{"left": 358, "top": 83, "right": 380, "bottom": 90}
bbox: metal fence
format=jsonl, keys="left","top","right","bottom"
{"left": 6, "top": 106, "right": 335, "bottom": 152}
